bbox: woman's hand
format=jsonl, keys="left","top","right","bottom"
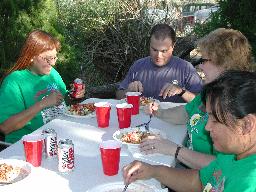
{"left": 122, "top": 160, "right": 155, "bottom": 185}
{"left": 40, "top": 91, "right": 64, "bottom": 109}
{"left": 139, "top": 135, "right": 178, "bottom": 156}
{"left": 144, "top": 101, "right": 159, "bottom": 115}
{"left": 70, "top": 83, "right": 86, "bottom": 99}
{"left": 74, "top": 84, "right": 85, "bottom": 99}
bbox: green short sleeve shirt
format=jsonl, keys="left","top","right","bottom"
{"left": 185, "top": 94, "right": 214, "bottom": 154}
{"left": 0, "top": 68, "right": 67, "bottom": 143}
{"left": 200, "top": 154, "right": 256, "bottom": 192}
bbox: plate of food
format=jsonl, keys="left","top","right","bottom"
{"left": 86, "top": 181, "right": 161, "bottom": 192}
{"left": 0, "top": 159, "right": 32, "bottom": 185}
{"left": 113, "top": 127, "right": 166, "bottom": 146}
{"left": 140, "top": 96, "right": 155, "bottom": 106}
{"left": 64, "top": 103, "right": 96, "bottom": 118}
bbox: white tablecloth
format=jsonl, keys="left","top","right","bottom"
{"left": 0, "top": 98, "right": 187, "bottom": 192}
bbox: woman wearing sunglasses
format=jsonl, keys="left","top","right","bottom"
{"left": 141, "top": 28, "right": 254, "bottom": 169}
{"left": 124, "top": 70, "right": 256, "bottom": 192}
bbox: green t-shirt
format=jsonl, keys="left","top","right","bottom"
{"left": 0, "top": 68, "right": 67, "bottom": 143}
{"left": 185, "top": 94, "right": 214, "bottom": 154}
{"left": 200, "top": 154, "right": 256, "bottom": 192}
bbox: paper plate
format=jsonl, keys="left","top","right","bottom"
{"left": 64, "top": 110, "right": 96, "bottom": 118}
{"left": 86, "top": 181, "right": 161, "bottom": 192}
{"left": 113, "top": 127, "right": 166, "bottom": 146}
{"left": 0, "top": 159, "right": 32, "bottom": 185}
{"left": 64, "top": 103, "right": 96, "bottom": 118}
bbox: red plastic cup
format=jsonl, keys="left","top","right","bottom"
{"left": 116, "top": 103, "right": 133, "bottom": 129}
{"left": 126, "top": 92, "right": 141, "bottom": 115}
{"left": 22, "top": 134, "right": 44, "bottom": 167}
{"left": 100, "top": 140, "right": 122, "bottom": 176}
{"left": 94, "top": 102, "right": 111, "bottom": 128}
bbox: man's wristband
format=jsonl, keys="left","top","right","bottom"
{"left": 178, "top": 88, "right": 186, "bottom": 97}
{"left": 175, "top": 145, "right": 182, "bottom": 160}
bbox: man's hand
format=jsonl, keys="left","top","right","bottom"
{"left": 159, "top": 83, "right": 183, "bottom": 99}
{"left": 128, "top": 81, "right": 143, "bottom": 93}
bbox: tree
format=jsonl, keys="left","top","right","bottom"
{"left": 194, "top": 0, "right": 256, "bottom": 58}
{"left": 0, "top": 0, "right": 65, "bottom": 77}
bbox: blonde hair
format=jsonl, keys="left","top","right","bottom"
{"left": 197, "top": 28, "right": 254, "bottom": 71}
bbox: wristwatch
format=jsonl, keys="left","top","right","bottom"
{"left": 178, "top": 88, "right": 186, "bottom": 97}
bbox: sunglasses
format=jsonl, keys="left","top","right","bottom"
{"left": 198, "top": 57, "right": 211, "bottom": 65}
{"left": 39, "top": 55, "right": 58, "bottom": 63}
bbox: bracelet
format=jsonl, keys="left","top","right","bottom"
{"left": 177, "top": 88, "right": 186, "bottom": 97}
{"left": 175, "top": 145, "right": 182, "bottom": 160}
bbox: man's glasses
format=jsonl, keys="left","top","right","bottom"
{"left": 39, "top": 55, "right": 58, "bottom": 63}
{"left": 198, "top": 57, "right": 211, "bottom": 65}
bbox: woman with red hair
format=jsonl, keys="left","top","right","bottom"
{"left": 0, "top": 30, "right": 84, "bottom": 143}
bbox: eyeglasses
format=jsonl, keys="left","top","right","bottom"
{"left": 198, "top": 57, "right": 211, "bottom": 65}
{"left": 39, "top": 55, "right": 58, "bottom": 63}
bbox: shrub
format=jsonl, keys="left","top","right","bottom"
{"left": 193, "top": 0, "right": 256, "bottom": 58}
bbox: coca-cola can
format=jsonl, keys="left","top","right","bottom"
{"left": 58, "top": 139, "right": 75, "bottom": 173}
{"left": 42, "top": 128, "right": 57, "bottom": 158}
{"left": 72, "top": 78, "right": 84, "bottom": 98}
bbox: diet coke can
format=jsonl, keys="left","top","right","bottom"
{"left": 58, "top": 139, "right": 75, "bottom": 173}
{"left": 72, "top": 78, "right": 84, "bottom": 98}
{"left": 42, "top": 128, "right": 57, "bottom": 158}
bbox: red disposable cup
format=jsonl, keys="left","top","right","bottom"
{"left": 116, "top": 103, "right": 133, "bottom": 129}
{"left": 126, "top": 92, "right": 141, "bottom": 115}
{"left": 100, "top": 140, "right": 122, "bottom": 176}
{"left": 22, "top": 134, "right": 44, "bottom": 167}
{"left": 94, "top": 102, "right": 111, "bottom": 128}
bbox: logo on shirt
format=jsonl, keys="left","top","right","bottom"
{"left": 190, "top": 114, "right": 201, "bottom": 127}
{"left": 33, "top": 83, "right": 64, "bottom": 124}
{"left": 203, "top": 170, "right": 225, "bottom": 192}
{"left": 34, "top": 83, "right": 59, "bottom": 101}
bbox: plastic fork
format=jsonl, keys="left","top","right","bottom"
{"left": 122, "top": 184, "right": 129, "bottom": 192}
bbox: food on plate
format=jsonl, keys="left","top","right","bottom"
{"left": 120, "top": 129, "right": 151, "bottom": 144}
{"left": 66, "top": 103, "right": 95, "bottom": 116}
{"left": 140, "top": 96, "right": 154, "bottom": 106}
{"left": 0, "top": 163, "right": 27, "bottom": 183}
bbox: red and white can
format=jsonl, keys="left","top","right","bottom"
{"left": 58, "top": 139, "right": 75, "bottom": 173}
{"left": 42, "top": 128, "right": 57, "bottom": 158}
{"left": 72, "top": 78, "right": 84, "bottom": 98}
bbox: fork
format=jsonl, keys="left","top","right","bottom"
{"left": 122, "top": 184, "right": 129, "bottom": 192}
{"left": 145, "top": 99, "right": 155, "bottom": 132}
{"left": 145, "top": 113, "right": 152, "bottom": 132}
{"left": 135, "top": 99, "right": 155, "bottom": 131}
{"left": 0, "top": 182, "right": 12, "bottom": 186}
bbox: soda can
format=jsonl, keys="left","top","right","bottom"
{"left": 58, "top": 139, "right": 75, "bottom": 173}
{"left": 42, "top": 128, "right": 57, "bottom": 158}
{"left": 72, "top": 78, "right": 84, "bottom": 98}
